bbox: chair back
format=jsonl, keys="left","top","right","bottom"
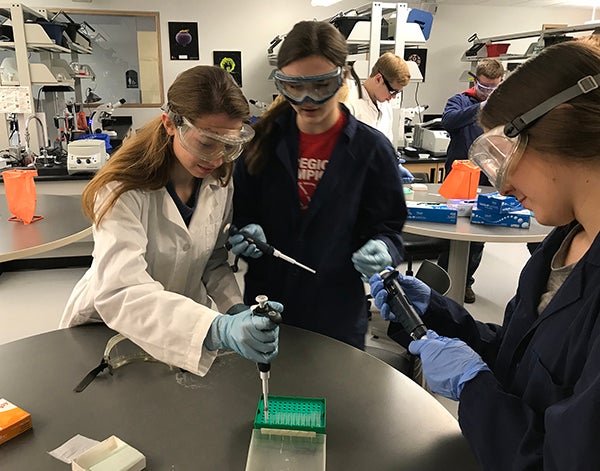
{"left": 414, "top": 259, "right": 451, "bottom": 295}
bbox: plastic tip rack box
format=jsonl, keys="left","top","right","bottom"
{"left": 406, "top": 202, "right": 458, "bottom": 224}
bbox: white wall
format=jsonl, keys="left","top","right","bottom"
{"left": 420, "top": 3, "right": 590, "bottom": 115}
{"left": 23, "top": 0, "right": 592, "bottom": 127}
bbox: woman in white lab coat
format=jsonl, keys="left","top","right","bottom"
{"left": 61, "top": 66, "right": 281, "bottom": 376}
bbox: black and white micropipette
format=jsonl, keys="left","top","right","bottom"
{"left": 251, "top": 295, "right": 283, "bottom": 419}
{"left": 380, "top": 269, "right": 428, "bottom": 340}
{"left": 226, "top": 224, "right": 316, "bottom": 274}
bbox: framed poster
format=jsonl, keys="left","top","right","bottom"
{"left": 213, "top": 51, "right": 242, "bottom": 87}
{"left": 169, "top": 22, "right": 199, "bottom": 60}
{"left": 404, "top": 48, "right": 427, "bottom": 81}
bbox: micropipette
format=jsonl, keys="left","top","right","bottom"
{"left": 380, "top": 269, "right": 428, "bottom": 340}
{"left": 226, "top": 224, "right": 316, "bottom": 274}
{"left": 251, "top": 295, "right": 283, "bottom": 420}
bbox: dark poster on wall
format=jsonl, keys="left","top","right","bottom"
{"left": 213, "top": 51, "right": 242, "bottom": 87}
{"left": 404, "top": 48, "right": 428, "bottom": 81}
{"left": 169, "top": 22, "right": 199, "bottom": 60}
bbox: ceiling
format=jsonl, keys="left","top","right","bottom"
{"left": 419, "top": 0, "right": 597, "bottom": 8}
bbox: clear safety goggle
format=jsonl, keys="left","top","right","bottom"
{"left": 74, "top": 334, "right": 161, "bottom": 392}
{"left": 475, "top": 80, "right": 498, "bottom": 97}
{"left": 175, "top": 115, "right": 255, "bottom": 163}
{"left": 468, "top": 126, "right": 528, "bottom": 190}
{"left": 470, "top": 72, "right": 600, "bottom": 190}
{"left": 274, "top": 67, "right": 344, "bottom": 105}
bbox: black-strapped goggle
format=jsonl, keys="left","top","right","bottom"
{"left": 469, "top": 72, "right": 600, "bottom": 190}
{"left": 274, "top": 67, "right": 344, "bottom": 105}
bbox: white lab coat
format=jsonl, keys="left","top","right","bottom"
{"left": 60, "top": 176, "right": 243, "bottom": 376}
{"left": 344, "top": 83, "right": 394, "bottom": 143}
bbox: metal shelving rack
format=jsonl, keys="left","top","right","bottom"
{"left": 461, "top": 23, "right": 600, "bottom": 63}
{"left": 0, "top": 3, "right": 92, "bottom": 152}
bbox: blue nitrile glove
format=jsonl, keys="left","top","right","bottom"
{"left": 369, "top": 269, "right": 431, "bottom": 320}
{"left": 352, "top": 239, "right": 392, "bottom": 279}
{"left": 226, "top": 303, "right": 249, "bottom": 315}
{"left": 204, "top": 303, "right": 283, "bottom": 363}
{"left": 227, "top": 223, "right": 266, "bottom": 258}
{"left": 398, "top": 163, "right": 414, "bottom": 184}
{"left": 408, "top": 329, "right": 490, "bottom": 401}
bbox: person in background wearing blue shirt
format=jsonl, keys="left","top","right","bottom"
{"left": 439, "top": 58, "right": 504, "bottom": 303}
{"left": 371, "top": 41, "right": 600, "bottom": 470}
{"left": 228, "top": 21, "right": 407, "bottom": 350}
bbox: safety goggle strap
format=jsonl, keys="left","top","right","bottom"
{"left": 273, "top": 67, "right": 342, "bottom": 83}
{"left": 504, "top": 72, "right": 600, "bottom": 138}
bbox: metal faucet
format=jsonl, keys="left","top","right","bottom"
{"left": 24, "top": 114, "right": 50, "bottom": 166}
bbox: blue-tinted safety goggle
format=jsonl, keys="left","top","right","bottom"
{"left": 274, "top": 67, "right": 344, "bottom": 105}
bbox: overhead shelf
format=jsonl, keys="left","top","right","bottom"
{"left": 462, "top": 23, "right": 600, "bottom": 62}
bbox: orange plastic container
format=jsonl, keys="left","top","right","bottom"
{"left": 485, "top": 43, "right": 510, "bottom": 57}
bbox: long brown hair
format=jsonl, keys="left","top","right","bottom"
{"left": 480, "top": 42, "right": 600, "bottom": 160}
{"left": 82, "top": 65, "right": 250, "bottom": 225}
{"left": 245, "top": 21, "right": 348, "bottom": 175}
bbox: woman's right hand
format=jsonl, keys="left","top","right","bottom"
{"left": 204, "top": 303, "right": 283, "bottom": 363}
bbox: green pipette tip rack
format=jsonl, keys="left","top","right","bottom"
{"left": 253, "top": 395, "right": 326, "bottom": 434}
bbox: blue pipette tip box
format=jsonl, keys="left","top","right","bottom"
{"left": 253, "top": 395, "right": 326, "bottom": 434}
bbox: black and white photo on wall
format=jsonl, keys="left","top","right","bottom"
{"left": 404, "top": 48, "right": 427, "bottom": 81}
{"left": 213, "top": 51, "right": 242, "bottom": 87}
{"left": 126, "top": 70, "right": 138, "bottom": 88}
{"left": 169, "top": 22, "right": 199, "bottom": 60}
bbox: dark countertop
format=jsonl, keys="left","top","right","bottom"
{"left": 0, "top": 324, "right": 478, "bottom": 470}
{"left": 0, "top": 166, "right": 95, "bottom": 182}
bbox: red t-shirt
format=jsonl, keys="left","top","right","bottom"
{"left": 297, "top": 113, "right": 347, "bottom": 211}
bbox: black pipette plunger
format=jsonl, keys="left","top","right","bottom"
{"left": 380, "top": 269, "right": 428, "bottom": 340}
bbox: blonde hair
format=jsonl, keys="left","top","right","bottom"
{"left": 82, "top": 66, "right": 250, "bottom": 225}
{"left": 370, "top": 51, "right": 411, "bottom": 87}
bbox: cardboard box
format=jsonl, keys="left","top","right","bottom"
{"left": 0, "top": 398, "right": 32, "bottom": 445}
{"left": 470, "top": 208, "right": 531, "bottom": 229}
{"left": 476, "top": 192, "right": 523, "bottom": 213}
{"left": 406, "top": 202, "right": 457, "bottom": 224}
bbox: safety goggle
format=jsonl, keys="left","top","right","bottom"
{"left": 468, "top": 126, "right": 528, "bottom": 190}
{"left": 74, "top": 334, "right": 161, "bottom": 392}
{"left": 475, "top": 80, "right": 498, "bottom": 97}
{"left": 470, "top": 72, "right": 600, "bottom": 190}
{"left": 176, "top": 116, "right": 255, "bottom": 163}
{"left": 273, "top": 67, "right": 344, "bottom": 105}
{"left": 380, "top": 71, "right": 401, "bottom": 95}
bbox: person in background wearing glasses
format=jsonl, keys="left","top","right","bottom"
{"left": 343, "top": 51, "right": 414, "bottom": 183}
{"left": 60, "top": 66, "right": 282, "bottom": 376}
{"left": 371, "top": 41, "right": 600, "bottom": 469}
{"left": 438, "top": 58, "right": 505, "bottom": 303}
{"left": 228, "top": 21, "right": 407, "bottom": 350}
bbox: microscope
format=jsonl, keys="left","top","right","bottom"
{"left": 89, "top": 98, "right": 126, "bottom": 136}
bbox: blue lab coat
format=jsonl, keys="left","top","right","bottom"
{"left": 233, "top": 106, "right": 406, "bottom": 349}
{"left": 423, "top": 221, "right": 600, "bottom": 470}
